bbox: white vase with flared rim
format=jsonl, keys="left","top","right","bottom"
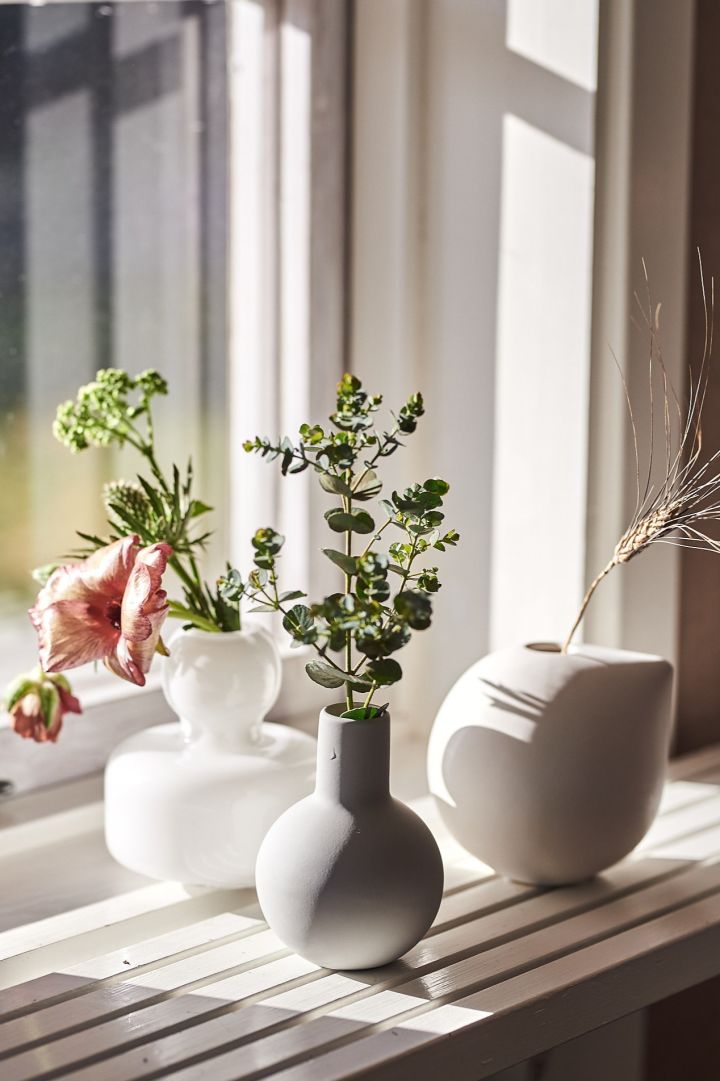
{"left": 427, "top": 642, "right": 674, "bottom": 885}
{"left": 104, "top": 625, "right": 316, "bottom": 888}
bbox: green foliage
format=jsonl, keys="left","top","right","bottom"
{"left": 55, "top": 369, "right": 292, "bottom": 635}
{"left": 54, "top": 368, "right": 168, "bottom": 453}
{"left": 244, "top": 373, "right": 460, "bottom": 716}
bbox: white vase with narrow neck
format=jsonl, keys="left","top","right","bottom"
{"left": 255, "top": 704, "right": 444, "bottom": 969}
{"left": 104, "top": 625, "right": 316, "bottom": 889}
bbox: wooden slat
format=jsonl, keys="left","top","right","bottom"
{"left": 42, "top": 856, "right": 720, "bottom": 1081}
{"left": 267, "top": 893, "right": 720, "bottom": 1081}
{"left": 0, "top": 929, "right": 288, "bottom": 1054}
{"left": 132, "top": 869, "right": 720, "bottom": 1081}
{"left": 0, "top": 912, "right": 262, "bottom": 1021}
{"left": 0, "top": 881, "right": 261, "bottom": 994}
{"left": 0, "top": 870, "right": 533, "bottom": 1071}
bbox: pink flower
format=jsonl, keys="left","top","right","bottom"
{"left": 5, "top": 671, "right": 82, "bottom": 743}
{"left": 30, "top": 536, "right": 172, "bottom": 687}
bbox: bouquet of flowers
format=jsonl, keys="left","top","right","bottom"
{"left": 3, "top": 369, "right": 289, "bottom": 742}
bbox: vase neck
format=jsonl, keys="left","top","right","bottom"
{"left": 315, "top": 708, "right": 391, "bottom": 808}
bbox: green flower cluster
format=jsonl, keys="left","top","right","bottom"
{"left": 53, "top": 369, "right": 168, "bottom": 453}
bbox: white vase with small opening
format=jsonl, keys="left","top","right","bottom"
{"left": 427, "top": 642, "right": 673, "bottom": 885}
{"left": 105, "top": 625, "right": 316, "bottom": 888}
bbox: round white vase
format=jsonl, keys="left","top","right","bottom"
{"left": 104, "top": 626, "right": 316, "bottom": 889}
{"left": 427, "top": 643, "right": 674, "bottom": 885}
{"left": 256, "top": 704, "right": 444, "bottom": 970}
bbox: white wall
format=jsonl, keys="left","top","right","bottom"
{"left": 352, "top": 0, "right": 599, "bottom": 730}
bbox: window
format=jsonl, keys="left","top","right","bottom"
{"left": 0, "top": 0, "right": 350, "bottom": 786}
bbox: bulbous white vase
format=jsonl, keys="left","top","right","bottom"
{"left": 256, "top": 704, "right": 444, "bottom": 970}
{"left": 427, "top": 643, "right": 673, "bottom": 885}
{"left": 105, "top": 626, "right": 316, "bottom": 889}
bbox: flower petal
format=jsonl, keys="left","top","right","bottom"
{"left": 34, "top": 599, "right": 119, "bottom": 672}
{"left": 56, "top": 684, "right": 83, "bottom": 715}
{"left": 105, "top": 637, "right": 146, "bottom": 686}
{"left": 33, "top": 535, "right": 139, "bottom": 609}
{"left": 109, "top": 542, "right": 172, "bottom": 685}
{"left": 120, "top": 543, "right": 172, "bottom": 643}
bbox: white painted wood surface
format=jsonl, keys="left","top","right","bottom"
{"left": 1, "top": 745, "right": 720, "bottom": 1080}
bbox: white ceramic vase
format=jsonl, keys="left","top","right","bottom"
{"left": 427, "top": 643, "right": 674, "bottom": 885}
{"left": 256, "top": 704, "right": 444, "bottom": 970}
{"left": 105, "top": 625, "right": 316, "bottom": 889}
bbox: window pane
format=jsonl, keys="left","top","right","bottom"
{"left": 0, "top": 0, "right": 228, "bottom": 692}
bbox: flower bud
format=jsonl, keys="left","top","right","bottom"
{"left": 3, "top": 670, "right": 82, "bottom": 744}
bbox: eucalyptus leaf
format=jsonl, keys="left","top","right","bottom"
{"left": 322, "top": 548, "right": 358, "bottom": 575}
{"left": 319, "top": 473, "right": 353, "bottom": 498}
{"left": 366, "top": 657, "right": 403, "bottom": 685}
{"left": 305, "top": 661, "right": 345, "bottom": 689}
{"left": 324, "top": 509, "right": 376, "bottom": 535}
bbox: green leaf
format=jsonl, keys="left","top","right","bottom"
{"left": 288, "top": 459, "right": 310, "bottom": 474}
{"left": 424, "top": 477, "right": 450, "bottom": 495}
{"left": 167, "top": 603, "right": 221, "bottom": 633}
{"left": 353, "top": 469, "right": 382, "bottom": 501}
{"left": 279, "top": 589, "right": 306, "bottom": 602}
{"left": 4, "top": 675, "right": 37, "bottom": 712}
{"left": 282, "top": 604, "right": 317, "bottom": 643}
{"left": 366, "top": 657, "right": 403, "bottom": 685}
{"left": 305, "top": 660, "right": 345, "bottom": 689}
{"left": 188, "top": 499, "right": 213, "bottom": 518}
{"left": 248, "top": 604, "right": 277, "bottom": 614}
{"left": 136, "top": 474, "right": 165, "bottom": 517}
{"left": 318, "top": 473, "right": 353, "bottom": 498}
{"left": 394, "top": 589, "right": 432, "bottom": 630}
{"left": 38, "top": 683, "right": 59, "bottom": 729}
{"left": 322, "top": 548, "right": 358, "bottom": 575}
{"left": 324, "top": 509, "right": 376, "bottom": 534}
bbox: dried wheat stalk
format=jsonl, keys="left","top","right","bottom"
{"left": 562, "top": 253, "right": 719, "bottom": 653}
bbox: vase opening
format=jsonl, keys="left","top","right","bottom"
{"left": 525, "top": 641, "right": 562, "bottom": 653}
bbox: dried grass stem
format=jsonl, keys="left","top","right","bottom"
{"left": 562, "top": 253, "right": 718, "bottom": 652}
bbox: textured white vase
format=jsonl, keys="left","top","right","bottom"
{"left": 256, "top": 704, "right": 444, "bottom": 970}
{"left": 427, "top": 643, "right": 674, "bottom": 885}
{"left": 105, "top": 625, "right": 316, "bottom": 888}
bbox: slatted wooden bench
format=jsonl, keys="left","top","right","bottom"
{"left": 1, "top": 743, "right": 719, "bottom": 1081}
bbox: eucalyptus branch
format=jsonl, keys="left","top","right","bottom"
{"left": 244, "top": 374, "right": 459, "bottom": 717}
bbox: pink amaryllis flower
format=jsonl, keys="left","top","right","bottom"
{"left": 30, "top": 536, "right": 172, "bottom": 687}
{"left": 6, "top": 671, "right": 82, "bottom": 743}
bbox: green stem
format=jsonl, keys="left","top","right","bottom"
{"left": 351, "top": 422, "right": 400, "bottom": 494}
{"left": 362, "top": 681, "right": 377, "bottom": 717}
{"left": 358, "top": 517, "right": 393, "bottom": 560}
{"left": 255, "top": 583, "right": 345, "bottom": 671}
{"left": 344, "top": 491, "right": 354, "bottom": 713}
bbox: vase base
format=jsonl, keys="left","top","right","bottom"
{"left": 105, "top": 720, "right": 316, "bottom": 889}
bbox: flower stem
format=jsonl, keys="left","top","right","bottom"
{"left": 344, "top": 492, "right": 354, "bottom": 713}
{"left": 362, "top": 681, "right": 377, "bottom": 717}
{"left": 561, "top": 560, "right": 615, "bottom": 654}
